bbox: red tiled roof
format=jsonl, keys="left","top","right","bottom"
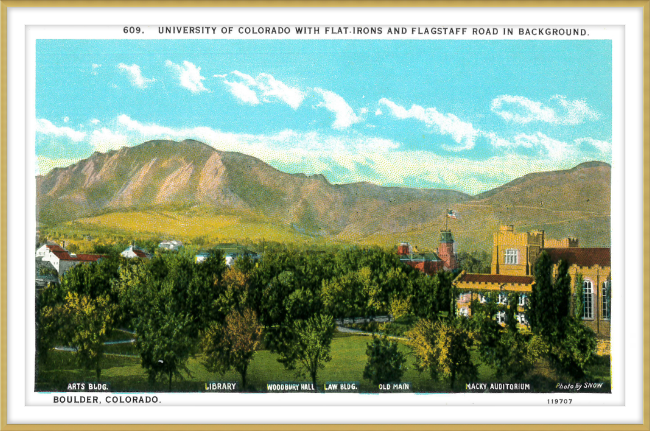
{"left": 51, "top": 250, "right": 74, "bottom": 260}
{"left": 47, "top": 244, "right": 67, "bottom": 253}
{"left": 457, "top": 273, "right": 534, "bottom": 285}
{"left": 543, "top": 248, "right": 610, "bottom": 268}
{"left": 74, "top": 254, "right": 106, "bottom": 262}
{"left": 133, "top": 249, "right": 148, "bottom": 258}
{"left": 51, "top": 250, "right": 105, "bottom": 262}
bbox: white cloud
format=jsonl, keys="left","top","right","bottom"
{"left": 117, "top": 114, "right": 179, "bottom": 137}
{"left": 89, "top": 128, "right": 129, "bottom": 153}
{"left": 551, "top": 95, "right": 600, "bottom": 125}
{"left": 35, "top": 119, "right": 86, "bottom": 142}
{"left": 255, "top": 73, "right": 305, "bottom": 109}
{"left": 218, "top": 71, "right": 305, "bottom": 109}
{"left": 486, "top": 131, "right": 573, "bottom": 160}
{"left": 491, "top": 94, "right": 599, "bottom": 125}
{"left": 63, "top": 117, "right": 69, "bottom": 123}
{"left": 360, "top": 107, "right": 369, "bottom": 115}
{"left": 165, "top": 60, "right": 208, "bottom": 93}
{"left": 222, "top": 80, "right": 260, "bottom": 105}
{"left": 36, "top": 113, "right": 610, "bottom": 194}
{"left": 575, "top": 137, "right": 612, "bottom": 153}
{"left": 91, "top": 63, "right": 101, "bottom": 75}
{"left": 231, "top": 71, "right": 257, "bottom": 86}
{"left": 375, "top": 108, "right": 383, "bottom": 116}
{"left": 315, "top": 88, "right": 361, "bottom": 130}
{"left": 114, "top": 115, "right": 394, "bottom": 155}
{"left": 91, "top": 119, "right": 101, "bottom": 125}
{"left": 379, "top": 98, "right": 479, "bottom": 151}
{"left": 97, "top": 115, "right": 549, "bottom": 193}
{"left": 117, "top": 63, "right": 156, "bottom": 89}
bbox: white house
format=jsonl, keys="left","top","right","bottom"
{"left": 159, "top": 240, "right": 183, "bottom": 251}
{"left": 195, "top": 252, "right": 210, "bottom": 263}
{"left": 35, "top": 242, "right": 105, "bottom": 275}
{"left": 121, "top": 245, "right": 152, "bottom": 259}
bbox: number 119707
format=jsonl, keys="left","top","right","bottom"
{"left": 548, "top": 399, "right": 572, "bottom": 404}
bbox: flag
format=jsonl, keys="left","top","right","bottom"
{"left": 447, "top": 210, "right": 459, "bottom": 220}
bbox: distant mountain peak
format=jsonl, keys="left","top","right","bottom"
{"left": 36, "top": 140, "right": 610, "bottom": 252}
{"left": 572, "top": 160, "right": 611, "bottom": 170}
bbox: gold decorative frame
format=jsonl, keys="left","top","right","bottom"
{"left": 1, "top": 1, "right": 648, "bottom": 429}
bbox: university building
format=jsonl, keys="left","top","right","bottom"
{"left": 397, "top": 229, "right": 458, "bottom": 276}
{"left": 453, "top": 225, "right": 611, "bottom": 353}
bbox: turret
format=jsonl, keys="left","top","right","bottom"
{"left": 438, "top": 229, "right": 458, "bottom": 271}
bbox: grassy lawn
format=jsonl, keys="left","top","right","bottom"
{"left": 36, "top": 331, "right": 611, "bottom": 394}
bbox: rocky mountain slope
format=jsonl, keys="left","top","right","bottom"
{"left": 37, "top": 140, "right": 611, "bottom": 249}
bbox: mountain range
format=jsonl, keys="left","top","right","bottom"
{"left": 36, "top": 140, "right": 611, "bottom": 251}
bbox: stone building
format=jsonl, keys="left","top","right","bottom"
{"left": 453, "top": 225, "right": 611, "bottom": 353}
{"left": 398, "top": 229, "right": 458, "bottom": 276}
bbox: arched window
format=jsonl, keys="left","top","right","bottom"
{"left": 496, "top": 311, "right": 506, "bottom": 324}
{"left": 583, "top": 280, "right": 594, "bottom": 319}
{"left": 602, "top": 280, "right": 611, "bottom": 320}
{"left": 497, "top": 292, "right": 508, "bottom": 304}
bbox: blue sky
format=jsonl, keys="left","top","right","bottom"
{"left": 35, "top": 39, "right": 612, "bottom": 194}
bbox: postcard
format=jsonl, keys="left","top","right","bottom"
{"left": 4, "top": 4, "right": 645, "bottom": 426}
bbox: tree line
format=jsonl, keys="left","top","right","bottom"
{"left": 36, "top": 246, "right": 598, "bottom": 391}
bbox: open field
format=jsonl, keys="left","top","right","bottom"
{"left": 36, "top": 332, "right": 611, "bottom": 394}
{"left": 41, "top": 201, "right": 610, "bottom": 255}
{"left": 42, "top": 209, "right": 344, "bottom": 253}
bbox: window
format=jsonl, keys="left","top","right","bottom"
{"left": 496, "top": 311, "right": 506, "bottom": 324}
{"left": 583, "top": 280, "right": 594, "bottom": 319}
{"left": 602, "top": 280, "right": 611, "bottom": 320}
{"left": 459, "top": 307, "right": 469, "bottom": 317}
{"left": 479, "top": 294, "right": 489, "bottom": 304}
{"left": 504, "top": 249, "right": 518, "bottom": 265}
{"left": 516, "top": 313, "right": 528, "bottom": 326}
{"left": 518, "top": 294, "right": 528, "bottom": 307}
{"left": 497, "top": 292, "right": 508, "bottom": 305}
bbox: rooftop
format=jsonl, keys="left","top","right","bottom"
{"left": 543, "top": 247, "right": 610, "bottom": 268}
{"left": 456, "top": 273, "right": 534, "bottom": 285}
{"left": 51, "top": 250, "right": 106, "bottom": 262}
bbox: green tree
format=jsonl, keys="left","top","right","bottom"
{"left": 202, "top": 308, "right": 263, "bottom": 389}
{"left": 529, "top": 252, "right": 596, "bottom": 379}
{"left": 59, "top": 292, "right": 116, "bottom": 379}
{"left": 407, "top": 319, "right": 476, "bottom": 390}
{"left": 278, "top": 314, "right": 335, "bottom": 390}
{"left": 363, "top": 335, "right": 406, "bottom": 385}
{"left": 528, "top": 251, "right": 562, "bottom": 338}
{"left": 506, "top": 292, "right": 519, "bottom": 334}
{"left": 548, "top": 319, "right": 597, "bottom": 379}
{"left": 36, "top": 298, "right": 64, "bottom": 365}
{"left": 410, "top": 272, "right": 453, "bottom": 322}
{"left": 573, "top": 273, "right": 584, "bottom": 319}
{"left": 114, "top": 259, "right": 196, "bottom": 390}
{"left": 135, "top": 294, "right": 194, "bottom": 391}
{"left": 457, "top": 250, "right": 491, "bottom": 273}
{"left": 322, "top": 274, "right": 356, "bottom": 318}
{"left": 553, "top": 259, "right": 572, "bottom": 335}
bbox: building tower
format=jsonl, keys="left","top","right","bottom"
{"left": 437, "top": 229, "right": 458, "bottom": 271}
